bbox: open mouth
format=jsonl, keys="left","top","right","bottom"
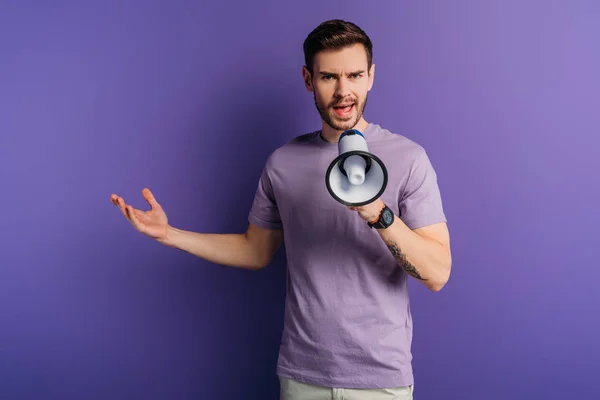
{"left": 332, "top": 103, "right": 355, "bottom": 117}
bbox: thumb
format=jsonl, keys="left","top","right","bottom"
{"left": 142, "top": 188, "right": 160, "bottom": 209}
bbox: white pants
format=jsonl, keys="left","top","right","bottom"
{"left": 279, "top": 376, "right": 414, "bottom": 400}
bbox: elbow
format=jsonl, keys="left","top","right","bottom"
{"left": 428, "top": 277, "right": 449, "bottom": 292}
{"left": 248, "top": 262, "right": 267, "bottom": 271}
{"left": 428, "top": 259, "right": 452, "bottom": 292}
{"left": 248, "top": 257, "right": 271, "bottom": 271}
{"left": 428, "top": 280, "right": 447, "bottom": 292}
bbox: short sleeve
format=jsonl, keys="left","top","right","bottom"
{"left": 248, "top": 159, "right": 283, "bottom": 230}
{"left": 398, "top": 148, "right": 447, "bottom": 229}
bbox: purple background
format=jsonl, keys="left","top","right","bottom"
{"left": 1, "top": 1, "right": 599, "bottom": 399}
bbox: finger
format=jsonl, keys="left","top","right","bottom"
{"left": 127, "top": 205, "right": 145, "bottom": 232}
{"left": 112, "top": 194, "right": 127, "bottom": 211}
{"left": 116, "top": 197, "right": 132, "bottom": 222}
{"left": 142, "top": 188, "right": 160, "bottom": 209}
{"left": 131, "top": 208, "right": 147, "bottom": 221}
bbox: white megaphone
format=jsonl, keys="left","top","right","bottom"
{"left": 325, "top": 129, "right": 388, "bottom": 207}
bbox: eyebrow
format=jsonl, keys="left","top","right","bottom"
{"left": 319, "top": 70, "right": 366, "bottom": 77}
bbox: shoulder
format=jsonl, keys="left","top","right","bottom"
{"left": 279, "top": 130, "right": 320, "bottom": 150}
{"left": 264, "top": 130, "right": 320, "bottom": 167}
{"left": 368, "top": 123, "right": 428, "bottom": 163}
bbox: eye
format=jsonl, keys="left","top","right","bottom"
{"left": 349, "top": 73, "right": 362, "bottom": 79}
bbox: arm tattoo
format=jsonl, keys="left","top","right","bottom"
{"left": 385, "top": 240, "right": 427, "bottom": 281}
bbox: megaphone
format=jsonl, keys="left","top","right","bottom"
{"left": 325, "top": 129, "right": 388, "bottom": 207}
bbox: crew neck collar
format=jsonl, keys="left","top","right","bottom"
{"left": 313, "top": 123, "right": 375, "bottom": 148}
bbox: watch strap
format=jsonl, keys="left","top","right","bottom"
{"left": 368, "top": 204, "right": 392, "bottom": 229}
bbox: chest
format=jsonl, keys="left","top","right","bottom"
{"left": 271, "top": 146, "right": 405, "bottom": 229}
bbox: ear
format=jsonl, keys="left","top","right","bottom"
{"left": 367, "top": 63, "right": 375, "bottom": 91}
{"left": 302, "top": 66, "right": 313, "bottom": 92}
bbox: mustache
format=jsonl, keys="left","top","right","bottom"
{"left": 329, "top": 97, "right": 357, "bottom": 107}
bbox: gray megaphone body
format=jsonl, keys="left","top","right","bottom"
{"left": 325, "top": 129, "right": 388, "bottom": 207}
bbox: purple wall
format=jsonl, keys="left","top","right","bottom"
{"left": 1, "top": 1, "right": 598, "bottom": 399}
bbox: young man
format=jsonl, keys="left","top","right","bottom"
{"left": 111, "top": 19, "right": 451, "bottom": 400}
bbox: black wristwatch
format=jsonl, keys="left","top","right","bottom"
{"left": 368, "top": 204, "right": 395, "bottom": 229}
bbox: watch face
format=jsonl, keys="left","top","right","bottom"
{"left": 382, "top": 209, "right": 393, "bottom": 225}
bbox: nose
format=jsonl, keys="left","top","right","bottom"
{"left": 335, "top": 77, "right": 351, "bottom": 98}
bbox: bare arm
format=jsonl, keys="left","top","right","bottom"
{"left": 159, "top": 223, "right": 284, "bottom": 270}
{"left": 351, "top": 199, "right": 452, "bottom": 292}
{"left": 377, "top": 219, "right": 451, "bottom": 292}
{"left": 110, "top": 189, "right": 283, "bottom": 271}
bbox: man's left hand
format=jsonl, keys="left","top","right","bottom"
{"left": 347, "top": 198, "right": 386, "bottom": 224}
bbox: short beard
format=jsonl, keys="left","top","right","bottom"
{"left": 314, "top": 93, "right": 368, "bottom": 132}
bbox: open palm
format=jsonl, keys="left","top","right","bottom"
{"left": 110, "top": 188, "right": 169, "bottom": 240}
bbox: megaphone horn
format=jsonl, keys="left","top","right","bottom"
{"left": 325, "top": 129, "right": 388, "bottom": 207}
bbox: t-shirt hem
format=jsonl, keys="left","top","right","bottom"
{"left": 276, "top": 365, "right": 414, "bottom": 389}
{"left": 248, "top": 213, "right": 282, "bottom": 230}
{"left": 403, "top": 215, "right": 447, "bottom": 230}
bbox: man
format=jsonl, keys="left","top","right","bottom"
{"left": 111, "top": 19, "right": 451, "bottom": 400}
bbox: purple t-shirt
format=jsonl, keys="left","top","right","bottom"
{"left": 248, "top": 123, "right": 447, "bottom": 389}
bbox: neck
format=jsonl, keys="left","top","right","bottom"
{"left": 320, "top": 118, "right": 369, "bottom": 143}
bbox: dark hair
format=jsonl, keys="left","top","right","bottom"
{"left": 303, "top": 19, "right": 373, "bottom": 75}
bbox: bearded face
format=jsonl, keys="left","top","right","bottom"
{"left": 304, "top": 43, "right": 374, "bottom": 132}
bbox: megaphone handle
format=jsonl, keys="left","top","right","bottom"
{"left": 339, "top": 154, "right": 372, "bottom": 177}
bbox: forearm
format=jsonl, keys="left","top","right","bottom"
{"left": 376, "top": 218, "right": 451, "bottom": 291}
{"left": 159, "top": 227, "right": 264, "bottom": 270}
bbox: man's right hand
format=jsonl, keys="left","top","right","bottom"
{"left": 110, "top": 188, "right": 169, "bottom": 242}
{"left": 110, "top": 188, "right": 283, "bottom": 270}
